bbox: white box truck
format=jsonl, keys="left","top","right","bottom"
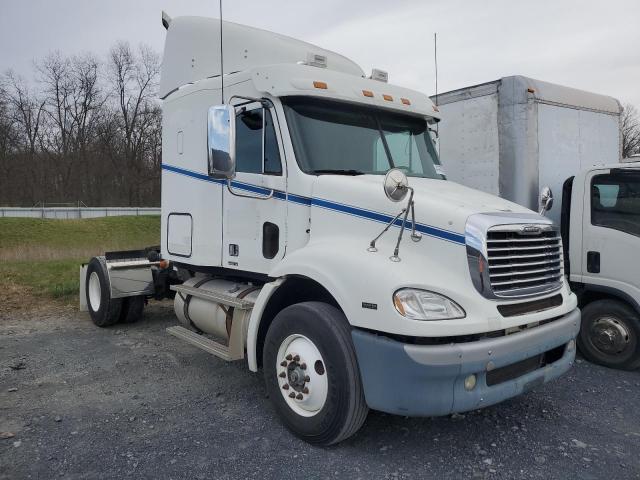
{"left": 80, "top": 16, "right": 580, "bottom": 445}
{"left": 434, "top": 78, "right": 640, "bottom": 370}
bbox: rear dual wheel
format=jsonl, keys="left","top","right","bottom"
{"left": 86, "top": 257, "right": 144, "bottom": 327}
{"left": 263, "top": 302, "right": 368, "bottom": 445}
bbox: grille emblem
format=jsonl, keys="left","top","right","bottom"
{"left": 520, "top": 225, "right": 542, "bottom": 235}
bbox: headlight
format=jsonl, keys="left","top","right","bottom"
{"left": 393, "top": 288, "right": 465, "bottom": 321}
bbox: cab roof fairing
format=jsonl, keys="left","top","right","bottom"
{"left": 250, "top": 63, "right": 441, "bottom": 122}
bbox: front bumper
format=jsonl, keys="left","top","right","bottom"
{"left": 351, "top": 308, "right": 580, "bottom": 416}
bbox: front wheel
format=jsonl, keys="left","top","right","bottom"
{"left": 263, "top": 302, "right": 368, "bottom": 445}
{"left": 577, "top": 299, "right": 640, "bottom": 370}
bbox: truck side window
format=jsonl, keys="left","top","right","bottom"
{"left": 236, "top": 109, "right": 263, "bottom": 174}
{"left": 264, "top": 110, "right": 282, "bottom": 175}
{"left": 591, "top": 173, "right": 640, "bottom": 237}
{"left": 235, "top": 108, "right": 282, "bottom": 175}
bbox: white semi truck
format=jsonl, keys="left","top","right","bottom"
{"left": 434, "top": 78, "right": 640, "bottom": 370}
{"left": 80, "top": 15, "right": 580, "bottom": 445}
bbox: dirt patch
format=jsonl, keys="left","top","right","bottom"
{"left": 0, "top": 284, "right": 73, "bottom": 318}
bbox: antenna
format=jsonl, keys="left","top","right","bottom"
{"left": 434, "top": 33, "right": 438, "bottom": 107}
{"left": 434, "top": 32, "right": 440, "bottom": 156}
{"left": 219, "top": 0, "right": 225, "bottom": 103}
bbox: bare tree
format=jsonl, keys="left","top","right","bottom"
{"left": 0, "top": 44, "right": 162, "bottom": 207}
{"left": 2, "top": 70, "right": 45, "bottom": 155}
{"left": 622, "top": 103, "right": 640, "bottom": 159}
{"left": 108, "top": 42, "right": 161, "bottom": 205}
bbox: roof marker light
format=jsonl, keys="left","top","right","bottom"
{"left": 383, "top": 94, "right": 393, "bottom": 102}
{"left": 362, "top": 90, "right": 374, "bottom": 97}
{"left": 313, "top": 81, "right": 328, "bottom": 90}
{"left": 401, "top": 98, "right": 411, "bottom": 105}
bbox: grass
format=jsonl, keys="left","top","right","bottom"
{"left": 0, "top": 216, "right": 160, "bottom": 308}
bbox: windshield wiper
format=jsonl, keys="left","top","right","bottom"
{"left": 311, "top": 169, "right": 366, "bottom": 176}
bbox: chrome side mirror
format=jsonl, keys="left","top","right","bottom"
{"left": 538, "top": 186, "right": 553, "bottom": 216}
{"left": 207, "top": 105, "right": 236, "bottom": 179}
{"left": 384, "top": 168, "right": 409, "bottom": 202}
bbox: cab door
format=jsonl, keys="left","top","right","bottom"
{"left": 582, "top": 169, "right": 640, "bottom": 299}
{"left": 222, "top": 102, "right": 287, "bottom": 274}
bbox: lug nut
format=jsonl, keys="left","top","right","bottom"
{"left": 296, "top": 393, "right": 303, "bottom": 400}
{"left": 289, "top": 392, "right": 296, "bottom": 398}
{"left": 286, "top": 354, "right": 292, "bottom": 361}
{"left": 282, "top": 384, "right": 289, "bottom": 390}
{"left": 304, "top": 375, "right": 310, "bottom": 382}
{"left": 302, "top": 387, "right": 309, "bottom": 394}
{"left": 280, "top": 361, "right": 287, "bottom": 367}
{"left": 300, "top": 363, "right": 307, "bottom": 370}
{"left": 279, "top": 372, "right": 286, "bottom": 378}
{"left": 293, "top": 355, "right": 300, "bottom": 362}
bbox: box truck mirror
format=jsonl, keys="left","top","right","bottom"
{"left": 207, "top": 105, "right": 236, "bottom": 179}
{"left": 539, "top": 186, "right": 554, "bottom": 216}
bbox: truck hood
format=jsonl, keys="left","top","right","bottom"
{"left": 310, "top": 175, "right": 534, "bottom": 240}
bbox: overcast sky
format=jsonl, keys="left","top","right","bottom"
{"left": 1, "top": 0, "right": 639, "bottom": 110}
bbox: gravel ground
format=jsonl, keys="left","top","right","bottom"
{"left": 1, "top": 302, "right": 639, "bottom": 480}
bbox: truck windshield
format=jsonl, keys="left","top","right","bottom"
{"left": 282, "top": 96, "right": 443, "bottom": 179}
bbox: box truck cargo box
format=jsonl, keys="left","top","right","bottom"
{"left": 432, "top": 76, "right": 622, "bottom": 224}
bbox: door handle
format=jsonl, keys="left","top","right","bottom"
{"left": 587, "top": 251, "right": 600, "bottom": 274}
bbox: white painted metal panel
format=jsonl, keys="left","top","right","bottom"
{"left": 537, "top": 104, "right": 621, "bottom": 224}
{"left": 160, "top": 85, "right": 224, "bottom": 267}
{"left": 437, "top": 93, "right": 500, "bottom": 195}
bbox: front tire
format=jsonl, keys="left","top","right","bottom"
{"left": 577, "top": 299, "right": 640, "bottom": 370}
{"left": 263, "top": 302, "right": 368, "bottom": 445}
{"left": 85, "top": 257, "right": 122, "bottom": 327}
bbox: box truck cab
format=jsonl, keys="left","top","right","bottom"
{"left": 563, "top": 163, "right": 640, "bottom": 369}
{"left": 81, "top": 15, "right": 580, "bottom": 445}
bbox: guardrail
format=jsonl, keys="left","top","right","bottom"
{"left": 0, "top": 207, "right": 160, "bottom": 219}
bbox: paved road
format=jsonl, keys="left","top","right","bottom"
{"left": 1, "top": 303, "right": 639, "bottom": 479}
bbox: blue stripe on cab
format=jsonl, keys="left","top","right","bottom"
{"left": 161, "top": 163, "right": 464, "bottom": 245}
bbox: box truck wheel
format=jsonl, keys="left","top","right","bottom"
{"left": 263, "top": 302, "right": 368, "bottom": 445}
{"left": 577, "top": 299, "right": 640, "bottom": 370}
{"left": 85, "top": 257, "right": 122, "bottom": 327}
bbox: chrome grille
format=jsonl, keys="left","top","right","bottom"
{"left": 486, "top": 227, "right": 563, "bottom": 298}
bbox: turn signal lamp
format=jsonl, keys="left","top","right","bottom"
{"left": 313, "top": 81, "right": 328, "bottom": 90}
{"left": 362, "top": 90, "right": 374, "bottom": 98}
{"left": 401, "top": 98, "right": 411, "bottom": 105}
{"left": 383, "top": 94, "right": 393, "bottom": 102}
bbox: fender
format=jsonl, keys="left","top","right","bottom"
{"left": 246, "top": 244, "right": 352, "bottom": 372}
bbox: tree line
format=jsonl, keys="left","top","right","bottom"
{"left": 1, "top": 44, "right": 640, "bottom": 207}
{"left": 0, "top": 42, "right": 161, "bottom": 207}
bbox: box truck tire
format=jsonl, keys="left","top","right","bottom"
{"left": 263, "top": 302, "right": 369, "bottom": 445}
{"left": 577, "top": 299, "right": 640, "bottom": 370}
{"left": 86, "top": 257, "right": 123, "bottom": 328}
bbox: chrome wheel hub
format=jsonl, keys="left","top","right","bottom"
{"left": 591, "top": 316, "right": 630, "bottom": 355}
{"left": 276, "top": 334, "right": 327, "bottom": 417}
{"left": 88, "top": 272, "right": 101, "bottom": 311}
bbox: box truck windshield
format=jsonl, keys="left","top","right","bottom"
{"left": 283, "top": 97, "right": 443, "bottom": 178}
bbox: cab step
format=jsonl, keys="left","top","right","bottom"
{"left": 166, "top": 325, "right": 239, "bottom": 361}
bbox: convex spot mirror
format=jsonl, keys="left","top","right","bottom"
{"left": 207, "top": 105, "right": 236, "bottom": 179}
{"left": 538, "top": 186, "right": 553, "bottom": 216}
{"left": 384, "top": 168, "right": 409, "bottom": 202}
